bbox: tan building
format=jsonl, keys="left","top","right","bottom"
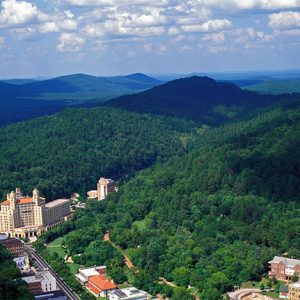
{"left": 87, "top": 178, "right": 117, "bottom": 201}
{"left": 0, "top": 188, "right": 72, "bottom": 238}
{"left": 289, "top": 283, "right": 300, "bottom": 300}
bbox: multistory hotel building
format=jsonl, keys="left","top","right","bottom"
{"left": 0, "top": 188, "right": 72, "bottom": 238}
{"left": 87, "top": 178, "right": 117, "bottom": 201}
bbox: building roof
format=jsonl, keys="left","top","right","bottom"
{"left": 45, "top": 199, "right": 69, "bottom": 208}
{"left": 86, "top": 283, "right": 101, "bottom": 295}
{"left": 1, "top": 238, "right": 23, "bottom": 246}
{"left": 269, "top": 256, "right": 300, "bottom": 267}
{"left": 88, "top": 275, "right": 117, "bottom": 291}
{"left": 290, "top": 283, "right": 300, "bottom": 288}
{"left": 1, "top": 197, "right": 46, "bottom": 206}
{"left": 79, "top": 267, "right": 101, "bottom": 278}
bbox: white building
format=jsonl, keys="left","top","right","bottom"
{"left": 76, "top": 265, "right": 107, "bottom": 283}
{"left": 109, "top": 287, "right": 151, "bottom": 300}
{"left": 22, "top": 271, "right": 57, "bottom": 293}
{"left": 87, "top": 178, "right": 117, "bottom": 201}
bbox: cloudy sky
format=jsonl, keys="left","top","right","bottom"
{"left": 0, "top": 0, "right": 300, "bottom": 78}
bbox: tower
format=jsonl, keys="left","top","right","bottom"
{"left": 97, "top": 178, "right": 107, "bottom": 200}
{"left": 33, "top": 188, "right": 40, "bottom": 204}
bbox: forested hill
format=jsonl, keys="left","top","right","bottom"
{"left": 0, "top": 73, "right": 163, "bottom": 126}
{"left": 0, "top": 107, "right": 195, "bottom": 200}
{"left": 58, "top": 99, "right": 300, "bottom": 299}
{"left": 103, "top": 76, "right": 281, "bottom": 124}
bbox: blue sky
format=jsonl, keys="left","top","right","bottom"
{"left": 0, "top": 0, "right": 299, "bottom": 78}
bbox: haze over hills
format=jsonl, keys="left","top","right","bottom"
{"left": 0, "top": 73, "right": 163, "bottom": 126}
{"left": 244, "top": 79, "right": 300, "bottom": 94}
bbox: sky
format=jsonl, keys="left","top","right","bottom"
{"left": 0, "top": 0, "right": 300, "bottom": 78}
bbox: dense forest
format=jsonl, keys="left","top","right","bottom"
{"left": 0, "top": 245, "right": 33, "bottom": 300}
{"left": 0, "top": 107, "right": 195, "bottom": 200}
{"left": 103, "top": 76, "right": 289, "bottom": 125}
{"left": 32, "top": 99, "right": 300, "bottom": 299}
{"left": 2, "top": 76, "right": 300, "bottom": 299}
{"left": 0, "top": 73, "right": 162, "bottom": 126}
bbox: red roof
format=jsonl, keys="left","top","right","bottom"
{"left": 1, "top": 197, "right": 45, "bottom": 205}
{"left": 85, "top": 283, "right": 101, "bottom": 295}
{"left": 88, "top": 275, "right": 117, "bottom": 291}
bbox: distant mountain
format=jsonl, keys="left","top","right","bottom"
{"left": 103, "top": 76, "right": 277, "bottom": 125}
{"left": 2, "top": 78, "right": 37, "bottom": 85}
{"left": 0, "top": 73, "right": 162, "bottom": 126}
{"left": 245, "top": 79, "right": 300, "bottom": 94}
{"left": 126, "top": 73, "right": 162, "bottom": 84}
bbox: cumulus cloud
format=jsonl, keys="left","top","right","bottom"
{"left": 0, "top": 0, "right": 38, "bottom": 27}
{"left": 199, "top": 0, "right": 300, "bottom": 11}
{"left": 181, "top": 19, "right": 232, "bottom": 33}
{"left": 269, "top": 11, "right": 300, "bottom": 29}
{"left": 57, "top": 33, "right": 85, "bottom": 51}
{"left": 64, "top": 0, "right": 169, "bottom": 6}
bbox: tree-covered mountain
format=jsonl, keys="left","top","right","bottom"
{"left": 39, "top": 99, "right": 300, "bottom": 299}
{"left": 0, "top": 73, "right": 163, "bottom": 126}
{"left": 245, "top": 79, "right": 300, "bottom": 94}
{"left": 103, "top": 76, "right": 281, "bottom": 125}
{"left": 0, "top": 107, "right": 194, "bottom": 200}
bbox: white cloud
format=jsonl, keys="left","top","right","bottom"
{"left": 269, "top": 11, "right": 300, "bottom": 29}
{"left": 65, "top": 0, "right": 169, "bottom": 6}
{"left": 57, "top": 33, "right": 85, "bottom": 51}
{"left": 202, "top": 32, "right": 225, "bottom": 44}
{"left": 0, "top": 0, "right": 38, "bottom": 27}
{"left": 199, "top": 0, "right": 300, "bottom": 11}
{"left": 181, "top": 19, "right": 232, "bottom": 33}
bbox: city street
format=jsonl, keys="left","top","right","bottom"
{"left": 25, "top": 245, "right": 80, "bottom": 300}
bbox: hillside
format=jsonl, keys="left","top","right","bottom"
{"left": 0, "top": 107, "right": 195, "bottom": 200}
{"left": 35, "top": 98, "right": 300, "bottom": 299}
{"left": 0, "top": 73, "right": 162, "bottom": 126}
{"left": 245, "top": 79, "right": 300, "bottom": 94}
{"left": 103, "top": 76, "right": 278, "bottom": 124}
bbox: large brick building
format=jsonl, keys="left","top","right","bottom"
{"left": 0, "top": 188, "right": 72, "bottom": 238}
{"left": 1, "top": 238, "right": 24, "bottom": 257}
{"left": 269, "top": 256, "right": 300, "bottom": 280}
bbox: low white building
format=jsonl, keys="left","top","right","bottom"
{"left": 109, "top": 287, "right": 151, "bottom": 300}
{"left": 76, "top": 265, "right": 107, "bottom": 283}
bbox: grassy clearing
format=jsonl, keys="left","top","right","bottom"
{"left": 47, "top": 237, "right": 66, "bottom": 258}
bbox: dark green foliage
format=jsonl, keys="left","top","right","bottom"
{"left": 104, "top": 76, "right": 280, "bottom": 125}
{"left": 0, "top": 245, "right": 33, "bottom": 300}
{"left": 56, "top": 102, "right": 300, "bottom": 298}
{"left": 0, "top": 73, "right": 162, "bottom": 126}
{"left": 0, "top": 107, "right": 194, "bottom": 200}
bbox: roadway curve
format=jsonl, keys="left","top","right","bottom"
{"left": 25, "top": 245, "right": 80, "bottom": 300}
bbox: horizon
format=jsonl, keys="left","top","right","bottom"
{"left": 1, "top": 68, "right": 300, "bottom": 80}
{"left": 0, "top": 0, "right": 300, "bottom": 78}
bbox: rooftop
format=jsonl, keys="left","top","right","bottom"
{"left": 290, "top": 283, "right": 300, "bottom": 288}
{"left": 1, "top": 197, "right": 45, "bottom": 206}
{"left": 45, "top": 199, "right": 70, "bottom": 208}
{"left": 78, "top": 266, "right": 106, "bottom": 278}
{"left": 1, "top": 238, "right": 23, "bottom": 246}
{"left": 269, "top": 256, "right": 300, "bottom": 267}
{"left": 86, "top": 283, "right": 101, "bottom": 295}
{"left": 88, "top": 275, "right": 116, "bottom": 291}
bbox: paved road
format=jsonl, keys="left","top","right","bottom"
{"left": 25, "top": 245, "right": 80, "bottom": 300}
{"left": 227, "top": 288, "right": 260, "bottom": 300}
